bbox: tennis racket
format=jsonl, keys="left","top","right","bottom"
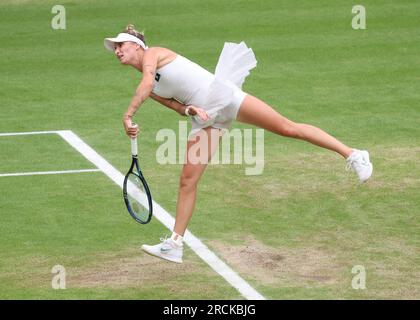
{"left": 123, "top": 124, "right": 153, "bottom": 224}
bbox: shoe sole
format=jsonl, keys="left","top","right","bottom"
{"left": 360, "top": 151, "right": 373, "bottom": 183}
{"left": 141, "top": 245, "right": 183, "bottom": 264}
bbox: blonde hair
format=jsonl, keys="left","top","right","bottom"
{"left": 123, "top": 24, "right": 146, "bottom": 45}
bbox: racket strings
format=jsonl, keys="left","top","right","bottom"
{"left": 126, "top": 172, "right": 151, "bottom": 223}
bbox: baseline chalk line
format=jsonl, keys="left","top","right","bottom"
{"left": 0, "top": 169, "right": 101, "bottom": 178}
{"left": 0, "top": 130, "right": 61, "bottom": 137}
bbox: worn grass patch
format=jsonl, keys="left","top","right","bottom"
{"left": 1, "top": 246, "right": 239, "bottom": 299}
{"left": 69, "top": 247, "right": 212, "bottom": 290}
{"left": 210, "top": 236, "right": 341, "bottom": 287}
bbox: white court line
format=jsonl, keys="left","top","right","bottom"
{"left": 0, "top": 129, "right": 265, "bottom": 300}
{"left": 0, "top": 169, "right": 101, "bottom": 178}
{"left": 57, "top": 130, "right": 266, "bottom": 300}
{"left": 0, "top": 130, "right": 61, "bottom": 137}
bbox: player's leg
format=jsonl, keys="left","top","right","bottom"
{"left": 237, "top": 95, "right": 352, "bottom": 158}
{"left": 236, "top": 94, "right": 372, "bottom": 181}
{"left": 173, "top": 127, "right": 222, "bottom": 236}
{"left": 142, "top": 127, "right": 223, "bottom": 263}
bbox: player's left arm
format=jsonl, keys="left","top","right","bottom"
{"left": 150, "top": 93, "right": 210, "bottom": 121}
{"left": 124, "top": 48, "right": 158, "bottom": 121}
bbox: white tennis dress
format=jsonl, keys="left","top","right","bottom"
{"left": 152, "top": 42, "right": 257, "bottom": 135}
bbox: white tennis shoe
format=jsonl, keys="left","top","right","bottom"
{"left": 346, "top": 149, "right": 373, "bottom": 183}
{"left": 141, "top": 237, "right": 183, "bottom": 263}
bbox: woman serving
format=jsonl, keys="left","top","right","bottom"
{"left": 104, "top": 25, "right": 373, "bottom": 263}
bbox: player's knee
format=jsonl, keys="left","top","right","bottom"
{"left": 179, "top": 171, "right": 199, "bottom": 191}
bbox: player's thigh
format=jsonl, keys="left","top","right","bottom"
{"left": 181, "top": 127, "right": 222, "bottom": 184}
{"left": 236, "top": 94, "right": 295, "bottom": 134}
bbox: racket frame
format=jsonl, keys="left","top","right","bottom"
{"left": 122, "top": 134, "right": 153, "bottom": 224}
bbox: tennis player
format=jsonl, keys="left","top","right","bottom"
{"left": 104, "top": 25, "right": 373, "bottom": 263}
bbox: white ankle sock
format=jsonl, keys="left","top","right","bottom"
{"left": 171, "top": 232, "right": 183, "bottom": 246}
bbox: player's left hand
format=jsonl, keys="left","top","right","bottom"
{"left": 186, "top": 105, "right": 210, "bottom": 121}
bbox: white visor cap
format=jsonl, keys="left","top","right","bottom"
{"left": 104, "top": 33, "right": 148, "bottom": 52}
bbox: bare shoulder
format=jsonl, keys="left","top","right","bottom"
{"left": 146, "top": 47, "right": 178, "bottom": 69}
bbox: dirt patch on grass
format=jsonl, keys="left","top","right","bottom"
{"left": 69, "top": 247, "right": 209, "bottom": 289}
{"left": 210, "top": 236, "right": 340, "bottom": 286}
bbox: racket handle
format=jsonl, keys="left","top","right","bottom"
{"left": 131, "top": 137, "right": 138, "bottom": 156}
{"left": 131, "top": 123, "right": 138, "bottom": 156}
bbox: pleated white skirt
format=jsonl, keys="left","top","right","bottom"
{"left": 190, "top": 41, "right": 257, "bottom": 136}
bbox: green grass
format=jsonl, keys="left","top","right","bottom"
{"left": 0, "top": 134, "right": 96, "bottom": 172}
{"left": 0, "top": 0, "right": 419, "bottom": 299}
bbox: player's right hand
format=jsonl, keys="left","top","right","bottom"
{"left": 123, "top": 117, "right": 139, "bottom": 138}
